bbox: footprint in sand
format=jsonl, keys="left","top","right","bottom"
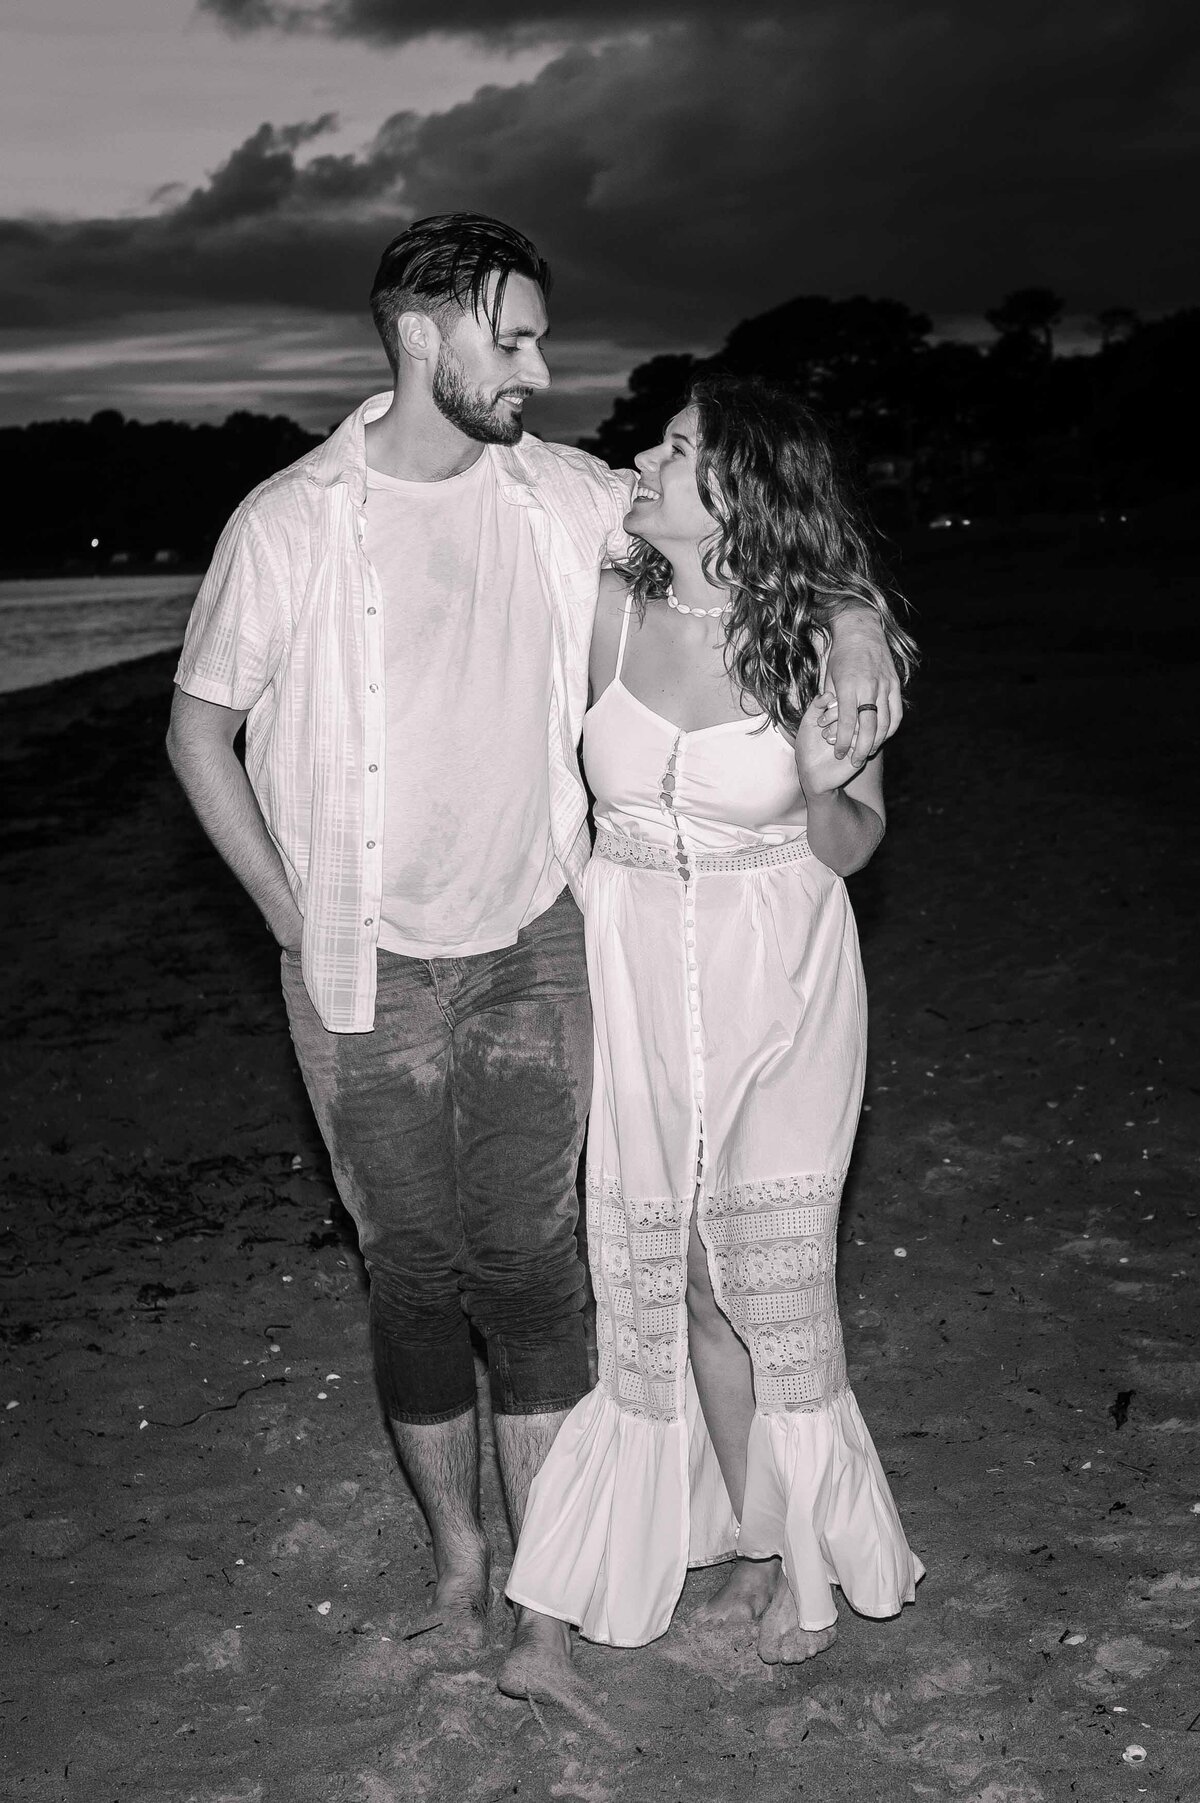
{"left": 269, "top": 1516, "right": 336, "bottom": 1560}
{"left": 11, "top": 1512, "right": 88, "bottom": 1558}
{"left": 1081, "top": 1634, "right": 1171, "bottom": 1690}
{"left": 1142, "top": 1570, "right": 1200, "bottom": 1597}
{"left": 173, "top": 1623, "right": 245, "bottom": 1676}
{"left": 353, "top": 1777, "right": 406, "bottom": 1803}
{"left": 201, "top": 1626, "right": 244, "bottom": 1672}
{"left": 892, "top": 1720, "right": 1043, "bottom": 1799}
{"left": 909, "top": 1655, "right": 1002, "bottom": 1702}
{"left": 945, "top": 1570, "right": 1015, "bottom": 1617}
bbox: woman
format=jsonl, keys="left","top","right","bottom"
{"left": 503, "top": 376, "right": 923, "bottom": 1693}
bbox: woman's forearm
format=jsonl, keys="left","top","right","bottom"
{"left": 803, "top": 787, "right": 885, "bottom": 876}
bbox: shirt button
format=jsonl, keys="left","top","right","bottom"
{"left": 367, "top": 606, "right": 377, "bottom": 616}
{"left": 364, "top": 917, "right": 374, "bottom": 926}
{"left": 368, "top": 763, "right": 378, "bottom": 773}
{"left": 366, "top": 840, "right": 375, "bottom": 849}
{"left": 369, "top": 683, "right": 379, "bottom": 693}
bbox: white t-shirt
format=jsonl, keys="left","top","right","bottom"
{"left": 365, "top": 451, "right": 563, "bottom": 958}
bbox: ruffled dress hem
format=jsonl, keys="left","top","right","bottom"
{"left": 507, "top": 1375, "right": 923, "bottom": 1648}
{"left": 738, "top": 1387, "right": 925, "bottom": 1631}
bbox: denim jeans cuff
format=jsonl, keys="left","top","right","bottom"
{"left": 385, "top": 1397, "right": 477, "bottom": 1428}
{"left": 490, "top": 1386, "right": 590, "bottom": 1419}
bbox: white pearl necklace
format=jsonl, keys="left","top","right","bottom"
{"left": 665, "top": 584, "right": 731, "bottom": 619}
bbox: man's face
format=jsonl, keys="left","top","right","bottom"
{"left": 431, "top": 273, "right": 551, "bottom": 445}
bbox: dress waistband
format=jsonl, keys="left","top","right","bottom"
{"left": 593, "top": 827, "right": 811, "bottom": 877}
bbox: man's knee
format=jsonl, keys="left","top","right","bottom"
{"left": 369, "top": 1252, "right": 462, "bottom": 1336}
{"left": 466, "top": 1237, "right": 587, "bottom": 1342}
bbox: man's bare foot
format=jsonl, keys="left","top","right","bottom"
{"left": 757, "top": 1572, "right": 838, "bottom": 1665}
{"left": 497, "top": 1605, "right": 580, "bottom": 1704}
{"left": 428, "top": 1541, "right": 490, "bottom": 1650}
{"left": 693, "top": 1556, "right": 781, "bottom": 1627}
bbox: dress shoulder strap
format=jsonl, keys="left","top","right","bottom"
{"left": 614, "top": 594, "right": 635, "bottom": 682}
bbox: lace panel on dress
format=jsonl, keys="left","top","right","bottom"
{"left": 703, "top": 1174, "right": 848, "bottom": 1413}
{"left": 589, "top": 1175, "right": 687, "bottom": 1423}
{"left": 588, "top": 1171, "right": 849, "bottom": 1421}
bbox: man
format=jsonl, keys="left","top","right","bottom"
{"left": 166, "top": 213, "right": 901, "bottom": 1695}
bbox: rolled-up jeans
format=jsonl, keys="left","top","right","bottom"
{"left": 281, "top": 888, "right": 592, "bottom": 1424}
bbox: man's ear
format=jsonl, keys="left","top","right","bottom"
{"left": 396, "top": 309, "right": 440, "bottom": 366}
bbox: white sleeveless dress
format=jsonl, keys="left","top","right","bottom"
{"left": 507, "top": 603, "right": 923, "bottom": 1646}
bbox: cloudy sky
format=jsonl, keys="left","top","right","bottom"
{"left": 3, "top": 0, "right": 1197, "bottom": 442}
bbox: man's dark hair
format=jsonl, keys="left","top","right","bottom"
{"left": 369, "top": 213, "right": 552, "bottom": 374}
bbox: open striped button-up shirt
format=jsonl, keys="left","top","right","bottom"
{"left": 175, "top": 392, "right": 633, "bottom": 1032}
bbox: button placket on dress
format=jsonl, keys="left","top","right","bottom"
{"left": 658, "top": 729, "right": 710, "bottom": 1411}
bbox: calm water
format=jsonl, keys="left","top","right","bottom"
{"left": 0, "top": 575, "right": 202, "bottom": 695}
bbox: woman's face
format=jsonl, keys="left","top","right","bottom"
{"left": 624, "top": 406, "right": 717, "bottom": 550}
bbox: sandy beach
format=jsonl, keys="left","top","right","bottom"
{"left": 2, "top": 535, "right": 1197, "bottom": 1802}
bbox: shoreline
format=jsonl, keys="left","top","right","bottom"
{"left": 1, "top": 642, "right": 182, "bottom": 704}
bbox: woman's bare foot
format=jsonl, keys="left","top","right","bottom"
{"left": 757, "top": 1572, "right": 838, "bottom": 1665}
{"left": 497, "top": 1605, "right": 579, "bottom": 1703}
{"left": 427, "top": 1540, "right": 490, "bottom": 1650}
{"left": 693, "top": 1556, "right": 781, "bottom": 1626}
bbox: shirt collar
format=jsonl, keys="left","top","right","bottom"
{"left": 305, "top": 392, "right": 392, "bottom": 506}
{"left": 491, "top": 439, "right": 538, "bottom": 506}
{"left": 306, "top": 392, "right": 541, "bottom": 509}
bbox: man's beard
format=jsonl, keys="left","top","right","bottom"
{"left": 432, "top": 344, "right": 528, "bottom": 445}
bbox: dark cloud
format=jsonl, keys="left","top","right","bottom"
{"left": 3, "top": 5, "right": 1197, "bottom": 424}
{"left": 199, "top": 0, "right": 746, "bottom": 46}
{"left": 174, "top": 116, "right": 339, "bottom": 228}
{"left": 0, "top": 118, "right": 401, "bottom": 329}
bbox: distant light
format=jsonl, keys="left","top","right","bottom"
{"left": 90, "top": 537, "right": 100, "bottom": 548}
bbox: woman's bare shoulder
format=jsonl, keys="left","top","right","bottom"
{"left": 589, "top": 569, "right": 634, "bottom": 699}
{"left": 594, "top": 568, "right": 632, "bottom": 639}
{"left": 598, "top": 566, "right": 631, "bottom": 608}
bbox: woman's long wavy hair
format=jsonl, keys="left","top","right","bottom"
{"left": 618, "top": 375, "right": 918, "bottom": 736}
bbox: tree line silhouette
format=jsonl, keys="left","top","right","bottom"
{"left": 580, "top": 288, "right": 1200, "bottom": 530}
{"left": 0, "top": 409, "right": 322, "bottom": 575}
{"left": 2, "top": 287, "right": 1196, "bottom": 574}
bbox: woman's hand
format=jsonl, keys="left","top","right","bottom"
{"left": 796, "top": 692, "right": 861, "bottom": 796}
{"left": 795, "top": 692, "right": 886, "bottom": 875}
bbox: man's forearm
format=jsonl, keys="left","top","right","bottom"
{"left": 823, "top": 602, "right": 900, "bottom": 764}
{"left": 827, "top": 599, "right": 885, "bottom": 640}
{"left": 167, "top": 720, "right": 302, "bottom": 947}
